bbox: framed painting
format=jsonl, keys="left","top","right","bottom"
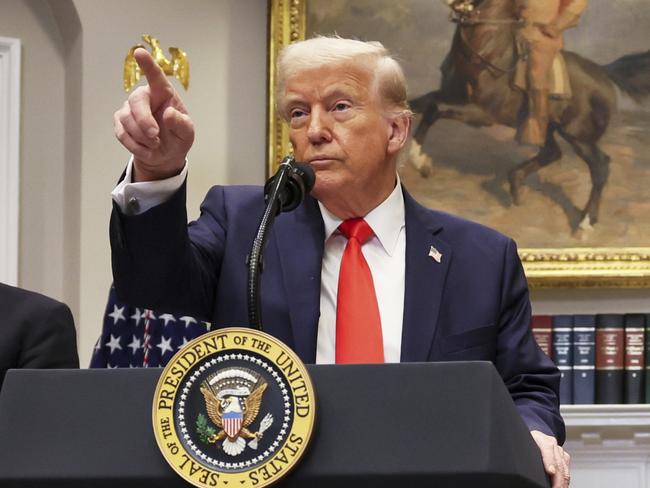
{"left": 267, "top": 0, "right": 650, "bottom": 287}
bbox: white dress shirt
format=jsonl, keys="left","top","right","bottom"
{"left": 316, "top": 181, "right": 406, "bottom": 364}
{"left": 111, "top": 157, "right": 188, "bottom": 215}
{"left": 112, "top": 162, "right": 406, "bottom": 363}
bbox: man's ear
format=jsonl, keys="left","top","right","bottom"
{"left": 386, "top": 113, "right": 411, "bottom": 156}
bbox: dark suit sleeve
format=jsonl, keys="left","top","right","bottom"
{"left": 110, "top": 181, "right": 228, "bottom": 320}
{"left": 18, "top": 301, "right": 79, "bottom": 370}
{"left": 495, "top": 239, "right": 565, "bottom": 444}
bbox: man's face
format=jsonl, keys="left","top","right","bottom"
{"left": 282, "top": 62, "right": 406, "bottom": 218}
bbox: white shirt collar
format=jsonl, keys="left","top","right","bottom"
{"left": 318, "top": 175, "right": 405, "bottom": 257}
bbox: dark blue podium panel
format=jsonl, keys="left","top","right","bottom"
{"left": 0, "top": 362, "right": 548, "bottom": 487}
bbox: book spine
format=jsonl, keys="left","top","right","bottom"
{"left": 552, "top": 315, "right": 573, "bottom": 405}
{"left": 596, "top": 314, "right": 625, "bottom": 404}
{"left": 625, "top": 314, "right": 646, "bottom": 404}
{"left": 531, "top": 315, "right": 553, "bottom": 358}
{"left": 573, "top": 315, "right": 596, "bottom": 405}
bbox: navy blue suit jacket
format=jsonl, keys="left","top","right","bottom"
{"left": 111, "top": 182, "right": 564, "bottom": 442}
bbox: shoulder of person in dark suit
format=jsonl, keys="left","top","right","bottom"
{"left": 0, "top": 283, "right": 79, "bottom": 388}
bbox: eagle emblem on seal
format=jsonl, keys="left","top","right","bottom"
{"left": 199, "top": 368, "right": 274, "bottom": 456}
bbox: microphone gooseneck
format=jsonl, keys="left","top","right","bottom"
{"left": 247, "top": 156, "right": 315, "bottom": 330}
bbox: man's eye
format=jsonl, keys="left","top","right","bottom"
{"left": 333, "top": 102, "right": 350, "bottom": 111}
{"left": 290, "top": 109, "right": 306, "bottom": 118}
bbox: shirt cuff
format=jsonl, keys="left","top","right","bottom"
{"left": 111, "top": 156, "right": 188, "bottom": 215}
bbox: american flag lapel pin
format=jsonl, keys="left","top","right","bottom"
{"left": 428, "top": 245, "right": 442, "bottom": 263}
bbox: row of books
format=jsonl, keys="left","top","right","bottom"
{"left": 531, "top": 314, "right": 650, "bottom": 405}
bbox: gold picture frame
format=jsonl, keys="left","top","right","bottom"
{"left": 267, "top": 0, "right": 650, "bottom": 288}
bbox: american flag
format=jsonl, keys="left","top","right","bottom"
{"left": 89, "top": 286, "right": 211, "bottom": 368}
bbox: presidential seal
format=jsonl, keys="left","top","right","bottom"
{"left": 153, "top": 328, "right": 316, "bottom": 488}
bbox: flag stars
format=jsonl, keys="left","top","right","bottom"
{"left": 106, "top": 334, "right": 123, "bottom": 354}
{"left": 180, "top": 316, "right": 197, "bottom": 328}
{"left": 159, "top": 313, "right": 176, "bottom": 326}
{"left": 157, "top": 336, "right": 174, "bottom": 356}
{"left": 108, "top": 305, "right": 126, "bottom": 325}
{"left": 130, "top": 308, "right": 144, "bottom": 326}
{"left": 127, "top": 335, "right": 142, "bottom": 354}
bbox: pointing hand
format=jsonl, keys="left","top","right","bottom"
{"left": 113, "top": 48, "right": 194, "bottom": 181}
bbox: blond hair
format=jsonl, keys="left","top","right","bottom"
{"left": 276, "top": 36, "right": 412, "bottom": 119}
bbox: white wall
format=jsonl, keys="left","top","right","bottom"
{"left": 0, "top": 0, "right": 68, "bottom": 299}
{"left": 72, "top": 0, "right": 267, "bottom": 366}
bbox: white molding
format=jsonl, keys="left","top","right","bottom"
{"left": 562, "top": 405, "right": 650, "bottom": 487}
{"left": 563, "top": 404, "right": 650, "bottom": 429}
{"left": 0, "top": 37, "right": 20, "bottom": 286}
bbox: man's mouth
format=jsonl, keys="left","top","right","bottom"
{"left": 308, "top": 156, "right": 337, "bottom": 167}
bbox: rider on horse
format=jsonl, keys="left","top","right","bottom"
{"left": 515, "top": 0, "right": 588, "bottom": 146}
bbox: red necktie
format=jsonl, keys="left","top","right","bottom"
{"left": 335, "top": 218, "right": 384, "bottom": 364}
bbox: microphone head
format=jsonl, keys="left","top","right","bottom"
{"left": 263, "top": 158, "right": 316, "bottom": 214}
{"left": 293, "top": 163, "right": 316, "bottom": 194}
{"left": 278, "top": 163, "right": 315, "bottom": 213}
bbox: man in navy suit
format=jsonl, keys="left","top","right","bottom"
{"left": 111, "top": 37, "right": 569, "bottom": 487}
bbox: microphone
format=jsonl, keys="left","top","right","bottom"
{"left": 247, "top": 156, "right": 315, "bottom": 330}
{"left": 264, "top": 157, "right": 315, "bottom": 214}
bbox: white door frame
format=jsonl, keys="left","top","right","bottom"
{"left": 0, "top": 36, "right": 20, "bottom": 286}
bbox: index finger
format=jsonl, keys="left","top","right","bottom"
{"left": 134, "top": 47, "right": 173, "bottom": 108}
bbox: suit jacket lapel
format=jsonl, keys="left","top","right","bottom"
{"left": 273, "top": 196, "right": 324, "bottom": 363}
{"left": 400, "top": 188, "right": 452, "bottom": 362}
